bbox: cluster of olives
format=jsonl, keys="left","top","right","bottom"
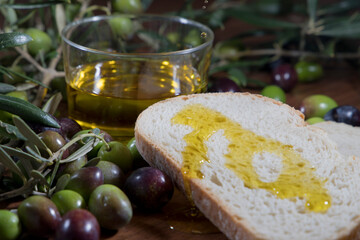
{"left": 0, "top": 117, "right": 174, "bottom": 240}
{"left": 208, "top": 60, "right": 360, "bottom": 127}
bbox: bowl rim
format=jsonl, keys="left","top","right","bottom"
{"left": 61, "top": 14, "right": 214, "bottom": 57}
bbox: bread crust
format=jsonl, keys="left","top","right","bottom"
{"left": 134, "top": 92, "right": 359, "bottom": 240}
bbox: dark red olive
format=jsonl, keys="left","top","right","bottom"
{"left": 124, "top": 167, "right": 174, "bottom": 211}
{"left": 208, "top": 78, "right": 240, "bottom": 93}
{"left": 55, "top": 209, "right": 100, "bottom": 240}
{"left": 271, "top": 63, "right": 298, "bottom": 92}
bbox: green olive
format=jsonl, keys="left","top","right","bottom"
{"left": 51, "top": 190, "right": 86, "bottom": 215}
{"left": 127, "top": 137, "right": 148, "bottom": 169}
{"left": 260, "top": 85, "right": 286, "bottom": 103}
{"left": 88, "top": 184, "right": 132, "bottom": 229}
{"left": 112, "top": 0, "right": 143, "bottom": 14}
{"left": 295, "top": 61, "right": 323, "bottom": 83}
{"left": 97, "top": 141, "right": 133, "bottom": 173}
{"left": 0, "top": 210, "right": 21, "bottom": 240}
{"left": 109, "top": 16, "right": 133, "bottom": 37}
{"left": 299, "top": 94, "right": 338, "bottom": 119}
{"left": 25, "top": 28, "right": 52, "bottom": 55}
{"left": 184, "top": 29, "right": 202, "bottom": 47}
{"left": 306, "top": 117, "right": 324, "bottom": 125}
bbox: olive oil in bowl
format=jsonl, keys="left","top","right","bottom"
{"left": 67, "top": 59, "right": 206, "bottom": 140}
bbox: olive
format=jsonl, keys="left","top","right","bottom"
{"left": 17, "top": 195, "right": 61, "bottom": 238}
{"left": 184, "top": 29, "right": 202, "bottom": 47}
{"left": 97, "top": 141, "right": 133, "bottom": 173}
{"left": 260, "top": 85, "right": 286, "bottom": 103}
{"left": 271, "top": 63, "right": 298, "bottom": 92}
{"left": 51, "top": 189, "right": 86, "bottom": 215}
{"left": 112, "top": 0, "right": 143, "bottom": 14}
{"left": 299, "top": 94, "right": 338, "bottom": 119}
{"left": 166, "top": 32, "right": 180, "bottom": 44}
{"left": 207, "top": 78, "right": 240, "bottom": 93}
{"left": 88, "top": 184, "right": 132, "bottom": 230}
{"left": 25, "top": 28, "right": 52, "bottom": 55}
{"left": 58, "top": 117, "right": 82, "bottom": 140}
{"left": 96, "top": 161, "right": 125, "bottom": 188}
{"left": 38, "top": 130, "right": 66, "bottom": 153}
{"left": 109, "top": 16, "right": 133, "bottom": 37}
{"left": 3, "top": 65, "right": 26, "bottom": 84}
{"left": 295, "top": 61, "right": 323, "bottom": 83}
{"left": 127, "top": 137, "right": 149, "bottom": 169}
{"left": 50, "top": 77, "right": 67, "bottom": 100}
{"left": 306, "top": 117, "right": 324, "bottom": 125}
{"left": 0, "top": 210, "right": 21, "bottom": 240}
{"left": 58, "top": 155, "right": 87, "bottom": 177}
{"left": 65, "top": 166, "right": 104, "bottom": 201}
{"left": 55, "top": 209, "right": 100, "bottom": 240}
{"left": 213, "top": 39, "right": 243, "bottom": 60}
{"left": 124, "top": 167, "right": 174, "bottom": 211}
{"left": 324, "top": 105, "right": 360, "bottom": 126}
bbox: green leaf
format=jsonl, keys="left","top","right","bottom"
{"left": 0, "top": 7, "right": 17, "bottom": 26}
{"left": 210, "top": 57, "right": 270, "bottom": 75}
{"left": 228, "top": 68, "right": 247, "bottom": 87}
{"left": 318, "top": 21, "right": 360, "bottom": 38}
{"left": 0, "top": 83, "right": 16, "bottom": 94}
{"left": 25, "top": 145, "right": 49, "bottom": 162}
{"left": 318, "top": 0, "right": 360, "bottom": 15}
{"left": 141, "top": 0, "right": 153, "bottom": 11}
{"left": 12, "top": 116, "right": 49, "bottom": 153}
{"left": 2, "top": 1, "right": 71, "bottom": 9}
{"left": 18, "top": 157, "right": 33, "bottom": 179}
{"left": 0, "top": 66, "right": 48, "bottom": 88}
{"left": 0, "top": 145, "right": 41, "bottom": 167}
{"left": 0, "top": 95, "right": 59, "bottom": 128}
{"left": 15, "top": 10, "right": 36, "bottom": 26}
{"left": 0, "top": 146, "right": 24, "bottom": 180}
{"left": 61, "top": 138, "right": 98, "bottom": 163}
{"left": 0, "top": 32, "right": 32, "bottom": 50}
{"left": 30, "top": 170, "right": 50, "bottom": 188}
{"left": 0, "top": 121, "right": 27, "bottom": 141}
{"left": 42, "top": 92, "right": 62, "bottom": 115}
{"left": 226, "top": 9, "right": 299, "bottom": 29}
{"left": 54, "top": 173, "right": 70, "bottom": 193}
{"left": 323, "top": 39, "right": 338, "bottom": 57}
{"left": 307, "top": 0, "right": 318, "bottom": 23}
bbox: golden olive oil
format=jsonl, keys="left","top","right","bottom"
{"left": 172, "top": 104, "right": 331, "bottom": 213}
{"left": 67, "top": 60, "right": 206, "bottom": 140}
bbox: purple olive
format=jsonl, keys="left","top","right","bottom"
{"left": 324, "top": 105, "right": 360, "bottom": 126}
{"left": 55, "top": 209, "right": 100, "bottom": 240}
{"left": 124, "top": 167, "right": 174, "bottom": 211}
{"left": 271, "top": 63, "right": 298, "bottom": 92}
{"left": 208, "top": 78, "right": 240, "bottom": 93}
{"left": 58, "top": 118, "right": 82, "bottom": 139}
{"left": 18, "top": 195, "right": 61, "bottom": 238}
{"left": 65, "top": 166, "right": 104, "bottom": 201}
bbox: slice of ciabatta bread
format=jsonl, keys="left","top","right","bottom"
{"left": 134, "top": 92, "right": 360, "bottom": 240}
{"left": 313, "top": 121, "right": 360, "bottom": 159}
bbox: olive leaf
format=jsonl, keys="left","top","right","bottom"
{"left": 307, "top": 0, "right": 318, "bottom": 23}
{"left": 61, "top": 138, "right": 99, "bottom": 163}
{"left": 226, "top": 9, "right": 299, "bottom": 29}
{"left": 0, "top": 32, "right": 32, "bottom": 50}
{"left": 318, "top": 0, "right": 360, "bottom": 15}
{"left": 54, "top": 4, "right": 66, "bottom": 34}
{"left": 228, "top": 68, "right": 247, "bottom": 87}
{"left": 42, "top": 92, "right": 63, "bottom": 115}
{"left": 30, "top": 170, "right": 50, "bottom": 188}
{"left": 3, "top": 1, "right": 71, "bottom": 9}
{"left": 0, "top": 146, "right": 25, "bottom": 181}
{"left": 18, "top": 157, "right": 33, "bottom": 179}
{"left": 13, "top": 116, "right": 50, "bottom": 154}
{"left": 0, "top": 82, "right": 16, "bottom": 93}
{"left": 0, "top": 120, "right": 27, "bottom": 141}
{"left": 25, "top": 145, "right": 49, "bottom": 163}
{"left": 0, "top": 145, "right": 41, "bottom": 167}
{"left": 318, "top": 20, "right": 360, "bottom": 38}
{"left": 54, "top": 174, "right": 70, "bottom": 193}
{"left": 0, "top": 7, "right": 17, "bottom": 26}
{"left": 0, "top": 66, "right": 48, "bottom": 88}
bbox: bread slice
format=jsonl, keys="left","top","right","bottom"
{"left": 134, "top": 92, "right": 360, "bottom": 240}
{"left": 314, "top": 121, "right": 360, "bottom": 159}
